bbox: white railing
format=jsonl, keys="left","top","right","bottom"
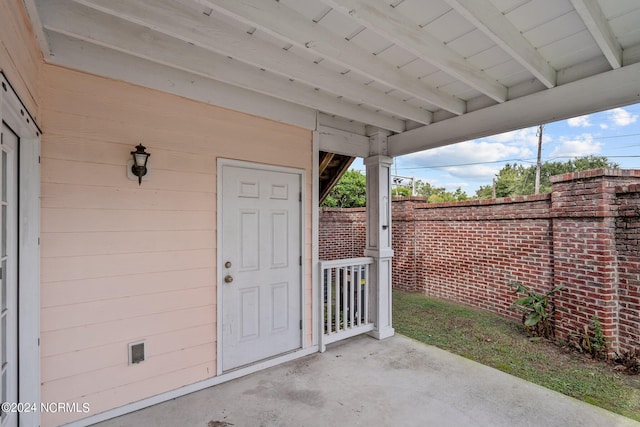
{"left": 319, "top": 257, "right": 375, "bottom": 352}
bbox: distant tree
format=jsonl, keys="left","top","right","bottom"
{"left": 321, "top": 169, "right": 366, "bottom": 208}
{"left": 414, "top": 180, "right": 445, "bottom": 198}
{"left": 475, "top": 184, "right": 493, "bottom": 199}
{"left": 476, "top": 156, "right": 618, "bottom": 199}
{"left": 392, "top": 185, "right": 413, "bottom": 197}
{"left": 413, "top": 180, "right": 469, "bottom": 202}
{"left": 427, "top": 187, "right": 469, "bottom": 203}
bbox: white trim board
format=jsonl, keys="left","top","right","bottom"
{"left": 389, "top": 60, "right": 640, "bottom": 156}
{"left": 0, "top": 72, "right": 42, "bottom": 427}
{"left": 311, "top": 129, "right": 320, "bottom": 347}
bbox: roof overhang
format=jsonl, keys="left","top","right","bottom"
{"left": 24, "top": 0, "right": 640, "bottom": 157}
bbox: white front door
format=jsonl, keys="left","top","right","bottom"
{"left": 0, "top": 123, "right": 18, "bottom": 427}
{"left": 220, "top": 163, "right": 302, "bottom": 371}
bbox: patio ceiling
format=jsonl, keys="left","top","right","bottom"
{"left": 26, "top": 0, "right": 640, "bottom": 157}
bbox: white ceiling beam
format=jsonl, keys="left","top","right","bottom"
{"left": 40, "top": 2, "right": 405, "bottom": 132}
{"left": 72, "top": 0, "right": 431, "bottom": 125}
{"left": 318, "top": 125, "right": 370, "bottom": 158}
{"left": 444, "top": 0, "right": 556, "bottom": 88}
{"left": 389, "top": 60, "right": 640, "bottom": 156}
{"left": 197, "top": 0, "right": 467, "bottom": 115}
{"left": 22, "top": 0, "right": 51, "bottom": 59}
{"left": 570, "top": 0, "right": 622, "bottom": 69}
{"left": 44, "top": 32, "right": 317, "bottom": 130}
{"left": 322, "top": 0, "right": 508, "bottom": 102}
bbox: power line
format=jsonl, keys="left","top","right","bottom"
{"left": 395, "top": 154, "right": 640, "bottom": 170}
{"left": 395, "top": 158, "right": 531, "bottom": 170}
{"left": 595, "top": 132, "right": 640, "bottom": 140}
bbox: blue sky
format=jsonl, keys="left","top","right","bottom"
{"left": 352, "top": 102, "right": 640, "bottom": 195}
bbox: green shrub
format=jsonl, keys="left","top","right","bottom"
{"left": 510, "top": 282, "right": 563, "bottom": 339}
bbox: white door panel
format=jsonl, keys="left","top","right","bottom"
{"left": 221, "top": 164, "right": 302, "bottom": 371}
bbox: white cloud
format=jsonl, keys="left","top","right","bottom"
{"left": 608, "top": 108, "right": 638, "bottom": 126}
{"left": 398, "top": 136, "right": 535, "bottom": 187}
{"left": 567, "top": 115, "right": 591, "bottom": 127}
{"left": 599, "top": 123, "right": 609, "bottom": 130}
{"left": 444, "top": 164, "right": 502, "bottom": 180}
{"left": 395, "top": 125, "right": 552, "bottom": 193}
{"left": 549, "top": 134, "right": 601, "bottom": 158}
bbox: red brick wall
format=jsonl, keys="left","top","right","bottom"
{"left": 401, "top": 195, "right": 553, "bottom": 322}
{"left": 548, "top": 170, "right": 639, "bottom": 349}
{"left": 319, "top": 169, "right": 640, "bottom": 353}
{"left": 319, "top": 208, "right": 366, "bottom": 261}
{"left": 615, "top": 183, "right": 640, "bottom": 352}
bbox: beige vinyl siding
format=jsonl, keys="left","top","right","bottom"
{"left": 40, "top": 64, "right": 312, "bottom": 426}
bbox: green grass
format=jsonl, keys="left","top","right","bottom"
{"left": 393, "top": 290, "right": 640, "bottom": 421}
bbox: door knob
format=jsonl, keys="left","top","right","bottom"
{"left": 224, "top": 275, "right": 234, "bottom": 283}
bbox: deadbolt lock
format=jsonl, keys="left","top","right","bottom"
{"left": 224, "top": 275, "right": 234, "bottom": 283}
{"left": 225, "top": 261, "right": 232, "bottom": 268}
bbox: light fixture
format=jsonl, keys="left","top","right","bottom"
{"left": 130, "top": 144, "right": 150, "bottom": 185}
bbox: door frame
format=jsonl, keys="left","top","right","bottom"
{"left": 216, "top": 158, "right": 306, "bottom": 375}
{"left": 0, "top": 73, "right": 41, "bottom": 427}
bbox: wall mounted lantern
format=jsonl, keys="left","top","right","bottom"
{"left": 130, "top": 144, "right": 150, "bottom": 185}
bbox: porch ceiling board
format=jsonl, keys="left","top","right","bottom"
{"left": 443, "top": 0, "right": 556, "bottom": 88}
{"left": 196, "top": 0, "right": 468, "bottom": 115}
{"left": 322, "top": 0, "right": 509, "bottom": 102}
{"left": 569, "top": 0, "right": 622, "bottom": 69}
{"left": 27, "top": 0, "right": 640, "bottom": 157}
{"left": 70, "top": 0, "right": 431, "bottom": 126}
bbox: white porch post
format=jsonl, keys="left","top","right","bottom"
{"left": 364, "top": 129, "right": 395, "bottom": 339}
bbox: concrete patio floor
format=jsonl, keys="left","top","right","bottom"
{"left": 93, "top": 334, "right": 639, "bottom": 427}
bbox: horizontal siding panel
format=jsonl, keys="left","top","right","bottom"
{"left": 41, "top": 208, "right": 214, "bottom": 233}
{"left": 42, "top": 136, "right": 216, "bottom": 174}
{"left": 42, "top": 343, "right": 215, "bottom": 402}
{"left": 42, "top": 323, "right": 215, "bottom": 382}
{"left": 41, "top": 230, "right": 214, "bottom": 258}
{"left": 42, "top": 287, "right": 215, "bottom": 332}
{"left": 43, "top": 68, "right": 310, "bottom": 140}
{"left": 43, "top": 83, "right": 259, "bottom": 136}
{"left": 41, "top": 305, "right": 215, "bottom": 357}
{"left": 43, "top": 362, "right": 214, "bottom": 427}
{"left": 41, "top": 158, "right": 215, "bottom": 193}
{"left": 41, "top": 107, "right": 310, "bottom": 161}
{"left": 41, "top": 182, "right": 214, "bottom": 211}
{"left": 41, "top": 268, "right": 215, "bottom": 308}
{"left": 40, "top": 287, "right": 215, "bottom": 331}
{"left": 41, "top": 249, "right": 215, "bottom": 283}
{"left": 44, "top": 69, "right": 253, "bottom": 121}
{"left": 40, "top": 109, "right": 220, "bottom": 154}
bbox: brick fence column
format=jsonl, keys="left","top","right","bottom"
{"left": 615, "top": 183, "right": 640, "bottom": 352}
{"left": 391, "top": 197, "right": 423, "bottom": 292}
{"left": 550, "top": 169, "right": 640, "bottom": 352}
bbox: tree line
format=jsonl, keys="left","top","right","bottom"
{"left": 321, "top": 156, "right": 618, "bottom": 208}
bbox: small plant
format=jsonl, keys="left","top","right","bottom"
{"left": 587, "top": 316, "right": 608, "bottom": 360}
{"left": 567, "top": 316, "right": 608, "bottom": 360}
{"left": 509, "top": 283, "right": 563, "bottom": 339}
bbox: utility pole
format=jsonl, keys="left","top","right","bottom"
{"left": 535, "top": 124, "right": 544, "bottom": 194}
